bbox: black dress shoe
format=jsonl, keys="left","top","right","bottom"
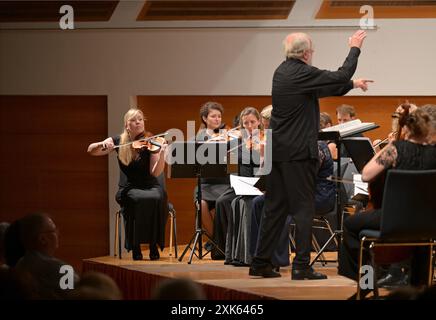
{"left": 291, "top": 268, "right": 327, "bottom": 280}
{"left": 132, "top": 247, "right": 143, "bottom": 260}
{"left": 249, "top": 265, "right": 281, "bottom": 278}
{"left": 149, "top": 244, "right": 160, "bottom": 261}
{"left": 231, "top": 260, "right": 250, "bottom": 267}
{"left": 133, "top": 252, "right": 143, "bottom": 260}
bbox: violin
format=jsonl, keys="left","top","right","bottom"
{"left": 132, "top": 136, "right": 166, "bottom": 153}
{"left": 112, "top": 132, "right": 168, "bottom": 153}
{"left": 245, "top": 130, "right": 266, "bottom": 152}
{"left": 207, "top": 125, "right": 241, "bottom": 142}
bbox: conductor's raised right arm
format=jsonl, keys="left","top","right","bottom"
{"left": 87, "top": 137, "right": 115, "bottom": 156}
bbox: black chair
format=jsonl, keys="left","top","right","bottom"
{"left": 114, "top": 173, "right": 178, "bottom": 259}
{"left": 307, "top": 160, "right": 360, "bottom": 266}
{"left": 356, "top": 169, "right": 436, "bottom": 299}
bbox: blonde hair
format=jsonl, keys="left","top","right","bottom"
{"left": 260, "top": 105, "right": 273, "bottom": 120}
{"left": 118, "top": 108, "right": 145, "bottom": 166}
{"left": 239, "top": 107, "right": 263, "bottom": 130}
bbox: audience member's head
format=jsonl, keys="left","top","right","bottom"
{"left": 3, "top": 219, "right": 25, "bottom": 267}
{"left": 0, "top": 222, "right": 10, "bottom": 266}
{"left": 320, "top": 112, "right": 333, "bottom": 129}
{"left": 19, "top": 213, "right": 58, "bottom": 257}
{"left": 151, "top": 278, "right": 206, "bottom": 300}
{"left": 0, "top": 268, "right": 38, "bottom": 300}
{"left": 260, "top": 105, "right": 272, "bottom": 129}
{"left": 384, "top": 286, "right": 421, "bottom": 300}
{"left": 67, "top": 271, "right": 122, "bottom": 300}
{"left": 415, "top": 284, "right": 436, "bottom": 300}
{"left": 336, "top": 104, "right": 356, "bottom": 124}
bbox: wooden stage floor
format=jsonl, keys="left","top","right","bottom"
{"left": 82, "top": 245, "right": 363, "bottom": 300}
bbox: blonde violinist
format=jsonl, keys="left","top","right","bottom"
{"left": 213, "top": 107, "right": 265, "bottom": 263}
{"left": 87, "top": 108, "right": 168, "bottom": 261}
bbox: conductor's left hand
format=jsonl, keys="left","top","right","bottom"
{"left": 353, "top": 79, "right": 374, "bottom": 92}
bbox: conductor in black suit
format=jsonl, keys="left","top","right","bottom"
{"left": 249, "top": 30, "right": 373, "bottom": 279}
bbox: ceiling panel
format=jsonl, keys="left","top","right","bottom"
{"left": 0, "top": 1, "right": 119, "bottom": 22}
{"left": 316, "top": 0, "right": 436, "bottom": 18}
{"left": 137, "top": 0, "right": 296, "bottom": 21}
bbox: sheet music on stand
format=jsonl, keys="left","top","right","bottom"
{"left": 320, "top": 119, "right": 379, "bottom": 138}
{"left": 230, "top": 175, "right": 263, "bottom": 196}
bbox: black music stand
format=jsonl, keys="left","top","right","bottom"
{"left": 168, "top": 141, "right": 227, "bottom": 264}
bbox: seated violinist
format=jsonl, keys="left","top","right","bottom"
{"left": 87, "top": 108, "right": 168, "bottom": 261}
{"left": 338, "top": 105, "right": 436, "bottom": 294}
{"left": 194, "top": 102, "right": 232, "bottom": 241}
{"left": 212, "top": 107, "right": 264, "bottom": 261}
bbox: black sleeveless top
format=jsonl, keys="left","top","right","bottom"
{"left": 112, "top": 135, "right": 158, "bottom": 190}
{"left": 393, "top": 140, "right": 436, "bottom": 170}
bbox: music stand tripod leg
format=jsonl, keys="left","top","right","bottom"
{"left": 178, "top": 230, "right": 197, "bottom": 262}
{"left": 309, "top": 230, "right": 342, "bottom": 267}
{"left": 179, "top": 175, "right": 204, "bottom": 263}
{"left": 188, "top": 231, "right": 201, "bottom": 264}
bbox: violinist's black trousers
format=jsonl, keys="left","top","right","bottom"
{"left": 252, "top": 160, "right": 317, "bottom": 270}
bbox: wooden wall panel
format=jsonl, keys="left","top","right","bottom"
{"left": 0, "top": 95, "right": 109, "bottom": 273}
{"left": 137, "top": 0, "right": 295, "bottom": 21}
{"left": 137, "top": 95, "right": 436, "bottom": 246}
{"left": 0, "top": 1, "right": 119, "bottom": 23}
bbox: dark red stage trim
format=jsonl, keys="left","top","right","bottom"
{"left": 82, "top": 260, "right": 272, "bottom": 300}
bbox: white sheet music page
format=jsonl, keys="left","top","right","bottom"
{"left": 230, "top": 175, "right": 263, "bottom": 196}
{"left": 321, "top": 119, "right": 376, "bottom": 136}
{"left": 353, "top": 174, "right": 369, "bottom": 196}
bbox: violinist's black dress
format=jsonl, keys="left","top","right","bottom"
{"left": 112, "top": 135, "right": 168, "bottom": 253}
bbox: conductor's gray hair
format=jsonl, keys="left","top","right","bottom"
{"left": 283, "top": 33, "right": 311, "bottom": 59}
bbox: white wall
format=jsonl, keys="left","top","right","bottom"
{"left": 2, "top": 18, "right": 435, "bottom": 254}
